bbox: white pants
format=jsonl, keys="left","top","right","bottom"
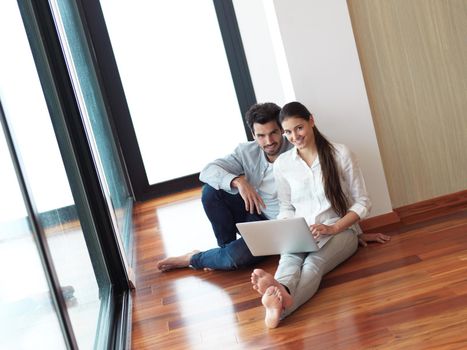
{"left": 274, "top": 229, "right": 358, "bottom": 318}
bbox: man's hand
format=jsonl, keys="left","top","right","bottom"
{"left": 358, "top": 233, "right": 391, "bottom": 247}
{"left": 231, "top": 176, "right": 265, "bottom": 215}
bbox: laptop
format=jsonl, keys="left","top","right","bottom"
{"left": 236, "top": 217, "right": 332, "bottom": 256}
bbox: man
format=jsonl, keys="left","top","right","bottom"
{"left": 156, "top": 102, "right": 293, "bottom": 271}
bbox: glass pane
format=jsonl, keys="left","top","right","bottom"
{"left": 50, "top": 0, "right": 133, "bottom": 258}
{"left": 100, "top": 0, "right": 248, "bottom": 184}
{"left": 0, "top": 3, "right": 111, "bottom": 349}
{"left": 0, "top": 118, "right": 66, "bottom": 350}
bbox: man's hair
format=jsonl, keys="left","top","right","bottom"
{"left": 245, "top": 102, "right": 281, "bottom": 134}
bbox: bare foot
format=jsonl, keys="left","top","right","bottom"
{"left": 251, "top": 269, "right": 275, "bottom": 294}
{"left": 262, "top": 286, "right": 284, "bottom": 328}
{"left": 156, "top": 250, "right": 200, "bottom": 271}
{"left": 251, "top": 269, "right": 293, "bottom": 308}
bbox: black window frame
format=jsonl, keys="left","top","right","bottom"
{"left": 16, "top": 0, "right": 133, "bottom": 348}
{"left": 79, "top": 0, "right": 256, "bottom": 201}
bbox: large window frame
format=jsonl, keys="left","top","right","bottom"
{"left": 78, "top": 0, "right": 256, "bottom": 200}
{"left": 16, "top": 1, "right": 133, "bottom": 348}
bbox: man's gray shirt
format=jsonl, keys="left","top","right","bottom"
{"left": 199, "top": 136, "right": 292, "bottom": 196}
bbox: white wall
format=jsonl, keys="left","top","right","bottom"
{"left": 233, "top": 0, "right": 293, "bottom": 105}
{"left": 234, "top": 0, "right": 393, "bottom": 217}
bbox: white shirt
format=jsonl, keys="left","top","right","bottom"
{"left": 273, "top": 143, "right": 371, "bottom": 232}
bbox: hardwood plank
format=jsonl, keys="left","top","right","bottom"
{"left": 321, "top": 255, "right": 422, "bottom": 288}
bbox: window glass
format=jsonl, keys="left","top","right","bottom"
{"left": 50, "top": 0, "right": 133, "bottom": 258}
{"left": 0, "top": 2, "right": 111, "bottom": 348}
{"left": 0, "top": 116, "right": 66, "bottom": 350}
{"left": 99, "top": 0, "right": 248, "bottom": 184}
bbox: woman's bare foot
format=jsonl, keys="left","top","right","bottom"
{"left": 262, "top": 286, "right": 284, "bottom": 328}
{"left": 156, "top": 250, "right": 200, "bottom": 271}
{"left": 251, "top": 269, "right": 293, "bottom": 308}
{"left": 251, "top": 269, "right": 275, "bottom": 294}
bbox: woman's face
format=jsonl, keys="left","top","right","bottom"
{"left": 282, "top": 115, "right": 315, "bottom": 150}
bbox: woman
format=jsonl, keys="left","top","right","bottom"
{"left": 250, "top": 101, "right": 383, "bottom": 328}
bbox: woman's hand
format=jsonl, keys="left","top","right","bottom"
{"left": 358, "top": 233, "right": 391, "bottom": 247}
{"left": 309, "top": 224, "right": 338, "bottom": 240}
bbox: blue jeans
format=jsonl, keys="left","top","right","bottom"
{"left": 189, "top": 185, "right": 267, "bottom": 270}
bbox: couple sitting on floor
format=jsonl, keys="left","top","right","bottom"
{"left": 156, "top": 101, "right": 390, "bottom": 328}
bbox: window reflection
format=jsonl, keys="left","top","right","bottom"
{"left": 0, "top": 117, "right": 66, "bottom": 350}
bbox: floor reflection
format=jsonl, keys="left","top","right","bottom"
{"left": 156, "top": 197, "right": 218, "bottom": 256}
{"left": 172, "top": 276, "right": 241, "bottom": 348}
{"left": 153, "top": 196, "right": 249, "bottom": 349}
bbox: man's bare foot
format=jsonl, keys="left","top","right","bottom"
{"left": 262, "top": 286, "right": 284, "bottom": 328}
{"left": 156, "top": 250, "right": 200, "bottom": 271}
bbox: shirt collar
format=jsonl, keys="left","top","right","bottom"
{"left": 292, "top": 147, "right": 300, "bottom": 160}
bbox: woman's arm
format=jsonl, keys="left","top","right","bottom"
{"left": 310, "top": 145, "right": 371, "bottom": 239}
{"left": 339, "top": 145, "right": 371, "bottom": 220}
{"left": 310, "top": 211, "right": 360, "bottom": 239}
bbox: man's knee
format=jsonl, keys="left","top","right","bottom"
{"left": 201, "top": 184, "right": 219, "bottom": 206}
{"left": 201, "top": 184, "right": 241, "bottom": 211}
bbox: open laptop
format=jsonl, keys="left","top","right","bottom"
{"left": 236, "top": 217, "right": 332, "bottom": 256}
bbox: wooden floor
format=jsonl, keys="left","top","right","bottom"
{"left": 130, "top": 189, "right": 467, "bottom": 349}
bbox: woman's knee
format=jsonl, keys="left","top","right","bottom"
{"left": 278, "top": 253, "right": 306, "bottom": 266}
{"left": 303, "top": 232, "right": 357, "bottom": 270}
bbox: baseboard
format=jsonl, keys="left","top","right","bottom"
{"left": 394, "top": 189, "right": 467, "bottom": 222}
{"left": 360, "top": 189, "right": 467, "bottom": 231}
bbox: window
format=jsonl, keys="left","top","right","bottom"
{"left": 49, "top": 0, "right": 134, "bottom": 265}
{"left": 80, "top": 0, "right": 256, "bottom": 199}
{"left": 0, "top": 1, "right": 133, "bottom": 348}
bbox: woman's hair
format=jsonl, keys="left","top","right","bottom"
{"left": 279, "top": 102, "right": 349, "bottom": 217}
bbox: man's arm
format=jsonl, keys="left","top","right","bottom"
{"left": 199, "top": 143, "right": 265, "bottom": 214}
{"left": 199, "top": 145, "right": 246, "bottom": 194}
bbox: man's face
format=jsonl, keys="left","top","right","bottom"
{"left": 252, "top": 121, "right": 283, "bottom": 159}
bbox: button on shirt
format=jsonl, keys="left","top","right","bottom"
{"left": 273, "top": 143, "right": 371, "bottom": 232}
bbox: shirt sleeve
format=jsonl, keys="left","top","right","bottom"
{"left": 338, "top": 145, "right": 371, "bottom": 219}
{"left": 273, "top": 159, "right": 296, "bottom": 219}
{"left": 199, "top": 145, "right": 245, "bottom": 194}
